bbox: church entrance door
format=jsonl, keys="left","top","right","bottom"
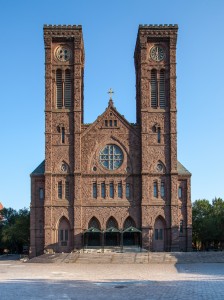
{"left": 153, "top": 217, "right": 166, "bottom": 252}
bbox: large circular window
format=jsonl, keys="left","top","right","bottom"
{"left": 99, "top": 144, "right": 123, "bottom": 170}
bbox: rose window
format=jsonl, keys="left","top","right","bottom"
{"left": 99, "top": 144, "right": 123, "bottom": 170}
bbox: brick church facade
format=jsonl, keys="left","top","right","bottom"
{"left": 30, "top": 24, "right": 192, "bottom": 257}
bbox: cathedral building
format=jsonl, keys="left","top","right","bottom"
{"left": 30, "top": 24, "right": 192, "bottom": 257}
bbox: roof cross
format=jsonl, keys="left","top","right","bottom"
{"left": 108, "top": 88, "right": 114, "bottom": 100}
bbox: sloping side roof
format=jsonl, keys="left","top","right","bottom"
{"left": 30, "top": 160, "right": 190, "bottom": 176}
{"left": 31, "top": 160, "right": 45, "bottom": 176}
{"left": 0, "top": 202, "right": 3, "bottom": 210}
{"left": 177, "top": 161, "right": 191, "bottom": 176}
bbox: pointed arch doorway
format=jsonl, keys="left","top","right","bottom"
{"left": 58, "top": 217, "right": 71, "bottom": 253}
{"left": 153, "top": 216, "right": 166, "bottom": 252}
{"left": 105, "top": 217, "right": 120, "bottom": 246}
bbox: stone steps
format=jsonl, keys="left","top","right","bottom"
{"left": 28, "top": 251, "right": 224, "bottom": 264}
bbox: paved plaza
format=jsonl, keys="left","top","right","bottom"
{"left": 1, "top": 255, "right": 224, "bottom": 299}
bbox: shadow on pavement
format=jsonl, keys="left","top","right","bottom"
{"left": 0, "top": 277, "right": 224, "bottom": 300}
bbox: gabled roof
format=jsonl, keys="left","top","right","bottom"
{"left": 0, "top": 202, "right": 3, "bottom": 210}
{"left": 83, "top": 227, "right": 102, "bottom": 233}
{"left": 105, "top": 227, "right": 120, "bottom": 233}
{"left": 177, "top": 161, "right": 191, "bottom": 176}
{"left": 31, "top": 160, "right": 45, "bottom": 176}
{"left": 82, "top": 99, "right": 139, "bottom": 137}
{"left": 123, "top": 226, "right": 141, "bottom": 233}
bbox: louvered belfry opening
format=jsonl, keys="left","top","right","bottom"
{"left": 64, "top": 69, "right": 71, "bottom": 108}
{"left": 151, "top": 69, "right": 157, "bottom": 108}
{"left": 159, "top": 69, "right": 165, "bottom": 108}
{"left": 56, "top": 69, "right": 63, "bottom": 108}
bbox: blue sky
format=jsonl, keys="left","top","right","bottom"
{"left": 1, "top": 0, "right": 224, "bottom": 210}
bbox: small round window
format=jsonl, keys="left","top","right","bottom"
{"left": 99, "top": 144, "right": 123, "bottom": 170}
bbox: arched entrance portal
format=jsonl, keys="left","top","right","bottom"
{"left": 123, "top": 217, "right": 139, "bottom": 246}
{"left": 105, "top": 217, "right": 120, "bottom": 246}
{"left": 153, "top": 216, "right": 166, "bottom": 252}
{"left": 58, "top": 217, "right": 71, "bottom": 253}
{"left": 85, "top": 217, "right": 101, "bottom": 246}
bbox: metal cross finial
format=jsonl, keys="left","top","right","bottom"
{"left": 108, "top": 88, "right": 114, "bottom": 99}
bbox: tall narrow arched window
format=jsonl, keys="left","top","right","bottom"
{"left": 58, "top": 181, "right": 62, "bottom": 199}
{"left": 110, "top": 182, "right": 114, "bottom": 198}
{"left": 61, "top": 127, "right": 65, "bottom": 144}
{"left": 64, "top": 69, "right": 71, "bottom": 108}
{"left": 56, "top": 69, "right": 63, "bottom": 108}
{"left": 126, "top": 183, "right": 130, "bottom": 199}
{"left": 93, "top": 183, "right": 97, "bottom": 199}
{"left": 118, "top": 182, "right": 122, "bottom": 198}
{"left": 151, "top": 69, "right": 157, "bottom": 108}
{"left": 153, "top": 181, "right": 158, "bottom": 198}
{"left": 157, "top": 127, "right": 161, "bottom": 143}
{"left": 160, "top": 181, "right": 165, "bottom": 198}
{"left": 159, "top": 69, "right": 165, "bottom": 108}
{"left": 101, "top": 182, "right": 106, "bottom": 198}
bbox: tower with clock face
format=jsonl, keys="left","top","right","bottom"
{"left": 135, "top": 25, "right": 192, "bottom": 251}
{"left": 30, "top": 24, "right": 191, "bottom": 257}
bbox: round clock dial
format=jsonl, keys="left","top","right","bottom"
{"left": 150, "top": 46, "right": 165, "bottom": 62}
{"left": 55, "top": 46, "right": 71, "bottom": 62}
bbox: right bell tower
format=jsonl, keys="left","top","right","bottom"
{"left": 135, "top": 25, "right": 191, "bottom": 251}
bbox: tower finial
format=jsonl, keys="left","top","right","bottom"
{"left": 108, "top": 88, "right": 114, "bottom": 100}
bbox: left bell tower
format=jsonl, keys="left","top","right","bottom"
{"left": 43, "top": 25, "right": 84, "bottom": 252}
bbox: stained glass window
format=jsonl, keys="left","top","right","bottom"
{"left": 118, "top": 182, "right": 122, "bottom": 198}
{"left": 99, "top": 144, "right": 123, "bottom": 170}
{"left": 101, "top": 182, "right": 106, "bottom": 198}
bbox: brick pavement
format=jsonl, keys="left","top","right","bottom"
{"left": 1, "top": 255, "right": 224, "bottom": 299}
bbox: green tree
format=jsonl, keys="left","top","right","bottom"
{"left": 192, "top": 198, "right": 224, "bottom": 250}
{"left": 192, "top": 199, "right": 212, "bottom": 249}
{"left": 0, "top": 207, "right": 30, "bottom": 254}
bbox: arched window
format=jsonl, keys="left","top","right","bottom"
{"left": 123, "top": 216, "right": 136, "bottom": 229}
{"left": 61, "top": 127, "right": 65, "bottom": 144}
{"left": 178, "top": 186, "right": 182, "bottom": 198}
{"left": 93, "top": 183, "right": 97, "bottom": 198}
{"left": 160, "top": 181, "right": 165, "bottom": 197}
{"left": 88, "top": 217, "right": 101, "bottom": 230}
{"left": 110, "top": 182, "right": 114, "bottom": 198}
{"left": 153, "top": 181, "right": 158, "bottom": 197}
{"left": 101, "top": 182, "right": 105, "bottom": 198}
{"left": 157, "top": 127, "right": 161, "bottom": 143}
{"left": 65, "top": 181, "right": 69, "bottom": 200}
{"left": 56, "top": 69, "right": 63, "bottom": 108}
{"left": 151, "top": 69, "right": 157, "bottom": 108}
{"left": 64, "top": 69, "right": 71, "bottom": 108}
{"left": 58, "top": 181, "right": 62, "bottom": 199}
{"left": 159, "top": 69, "right": 165, "bottom": 108}
{"left": 106, "top": 217, "right": 118, "bottom": 229}
{"left": 118, "top": 182, "right": 122, "bottom": 198}
{"left": 126, "top": 183, "right": 130, "bottom": 198}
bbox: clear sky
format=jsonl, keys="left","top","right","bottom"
{"left": 1, "top": 0, "right": 223, "bottom": 210}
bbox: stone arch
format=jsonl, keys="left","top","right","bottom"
{"left": 123, "top": 216, "right": 136, "bottom": 230}
{"left": 153, "top": 215, "right": 166, "bottom": 252}
{"left": 86, "top": 217, "right": 101, "bottom": 247}
{"left": 57, "top": 216, "right": 71, "bottom": 253}
{"left": 106, "top": 216, "right": 118, "bottom": 229}
{"left": 88, "top": 216, "right": 101, "bottom": 230}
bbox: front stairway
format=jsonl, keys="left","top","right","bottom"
{"left": 28, "top": 249, "right": 224, "bottom": 264}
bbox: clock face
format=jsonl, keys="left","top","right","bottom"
{"left": 55, "top": 46, "right": 71, "bottom": 62}
{"left": 150, "top": 46, "right": 165, "bottom": 62}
